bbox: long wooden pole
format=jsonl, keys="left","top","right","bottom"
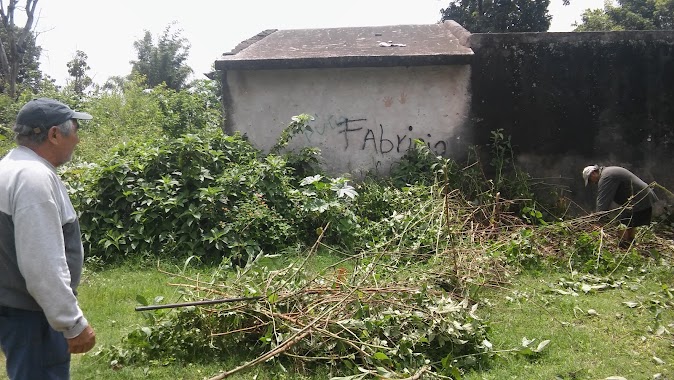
{"left": 134, "top": 296, "right": 262, "bottom": 311}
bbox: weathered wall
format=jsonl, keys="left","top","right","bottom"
{"left": 469, "top": 31, "right": 674, "bottom": 211}
{"left": 223, "top": 65, "right": 472, "bottom": 176}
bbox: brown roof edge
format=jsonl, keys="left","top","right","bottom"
{"left": 443, "top": 20, "right": 471, "bottom": 48}
{"left": 214, "top": 54, "right": 472, "bottom": 71}
{"left": 222, "top": 29, "right": 278, "bottom": 56}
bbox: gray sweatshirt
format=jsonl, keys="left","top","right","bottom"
{"left": 0, "top": 146, "right": 88, "bottom": 339}
{"left": 596, "top": 166, "right": 658, "bottom": 213}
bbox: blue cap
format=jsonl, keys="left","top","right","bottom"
{"left": 16, "top": 98, "right": 92, "bottom": 131}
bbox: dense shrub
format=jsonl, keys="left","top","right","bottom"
{"left": 70, "top": 131, "right": 266, "bottom": 261}
{"left": 66, "top": 128, "right": 361, "bottom": 263}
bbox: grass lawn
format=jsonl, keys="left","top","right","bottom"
{"left": 1, "top": 255, "right": 673, "bottom": 380}
{"left": 463, "top": 265, "right": 674, "bottom": 380}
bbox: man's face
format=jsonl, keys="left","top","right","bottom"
{"left": 52, "top": 119, "right": 80, "bottom": 166}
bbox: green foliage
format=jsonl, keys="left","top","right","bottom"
{"left": 104, "top": 306, "right": 224, "bottom": 366}
{"left": 498, "top": 228, "right": 539, "bottom": 267}
{"left": 72, "top": 76, "right": 164, "bottom": 162}
{"left": 66, "top": 50, "right": 93, "bottom": 95}
{"left": 521, "top": 205, "right": 547, "bottom": 226}
{"left": 565, "top": 231, "right": 645, "bottom": 275}
{"left": 130, "top": 22, "right": 193, "bottom": 90}
{"left": 375, "top": 190, "right": 446, "bottom": 256}
{"left": 389, "top": 139, "right": 440, "bottom": 187}
{"left": 574, "top": 8, "right": 622, "bottom": 31}
{"left": 351, "top": 180, "right": 447, "bottom": 256}
{"left": 0, "top": 93, "right": 18, "bottom": 153}
{"left": 269, "top": 114, "right": 323, "bottom": 179}
{"left": 283, "top": 146, "right": 323, "bottom": 180}
{"left": 391, "top": 130, "right": 547, "bottom": 224}
{"left": 67, "top": 126, "right": 362, "bottom": 264}
{"left": 352, "top": 179, "right": 404, "bottom": 222}
{"left": 491, "top": 224, "right": 649, "bottom": 274}
{"left": 152, "top": 80, "right": 222, "bottom": 137}
{"left": 69, "top": 76, "right": 223, "bottom": 162}
{"left": 441, "top": 0, "right": 552, "bottom": 32}
{"left": 388, "top": 139, "right": 483, "bottom": 198}
{"left": 294, "top": 174, "right": 361, "bottom": 249}
{"left": 486, "top": 128, "right": 545, "bottom": 221}
{"left": 270, "top": 114, "right": 314, "bottom": 155}
{"left": 574, "top": 0, "right": 674, "bottom": 31}
{"left": 70, "top": 131, "right": 269, "bottom": 262}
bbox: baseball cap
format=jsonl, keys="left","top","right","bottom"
{"left": 582, "top": 165, "right": 599, "bottom": 186}
{"left": 16, "top": 98, "right": 92, "bottom": 132}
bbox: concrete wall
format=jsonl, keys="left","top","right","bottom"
{"left": 223, "top": 65, "right": 472, "bottom": 176}
{"left": 220, "top": 30, "right": 673, "bottom": 212}
{"left": 469, "top": 31, "right": 674, "bottom": 211}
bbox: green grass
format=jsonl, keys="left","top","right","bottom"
{"left": 2, "top": 255, "right": 673, "bottom": 380}
{"left": 463, "top": 266, "right": 674, "bottom": 380}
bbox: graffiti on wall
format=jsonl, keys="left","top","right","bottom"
{"left": 303, "top": 115, "right": 448, "bottom": 156}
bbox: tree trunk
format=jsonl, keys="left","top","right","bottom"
{"left": 0, "top": 0, "right": 38, "bottom": 98}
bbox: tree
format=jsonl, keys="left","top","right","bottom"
{"left": 0, "top": 24, "right": 41, "bottom": 94}
{"left": 66, "top": 50, "right": 92, "bottom": 95}
{"left": 100, "top": 75, "right": 127, "bottom": 93}
{"left": 0, "top": 0, "right": 39, "bottom": 98}
{"left": 440, "top": 0, "right": 552, "bottom": 32}
{"left": 574, "top": 0, "right": 674, "bottom": 31}
{"left": 130, "top": 23, "right": 192, "bottom": 91}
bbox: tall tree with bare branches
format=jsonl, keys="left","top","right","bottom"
{"left": 0, "top": 0, "right": 38, "bottom": 98}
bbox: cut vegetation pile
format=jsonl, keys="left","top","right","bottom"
{"left": 124, "top": 248, "right": 492, "bottom": 380}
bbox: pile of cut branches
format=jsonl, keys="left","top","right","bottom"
{"left": 107, "top": 239, "right": 492, "bottom": 379}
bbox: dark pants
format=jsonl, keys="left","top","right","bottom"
{"left": 619, "top": 207, "right": 653, "bottom": 228}
{"left": 0, "top": 306, "right": 70, "bottom": 380}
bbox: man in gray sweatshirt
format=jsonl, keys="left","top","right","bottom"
{"left": 582, "top": 165, "right": 658, "bottom": 247}
{"left": 0, "top": 98, "right": 97, "bottom": 379}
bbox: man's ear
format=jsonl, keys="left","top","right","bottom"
{"left": 47, "top": 126, "right": 59, "bottom": 143}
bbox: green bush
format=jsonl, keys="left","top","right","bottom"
{"left": 153, "top": 80, "right": 222, "bottom": 137}
{"left": 70, "top": 131, "right": 269, "bottom": 262}
{"left": 67, "top": 127, "right": 362, "bottom": 264}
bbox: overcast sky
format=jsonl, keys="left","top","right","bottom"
{"left": 33, "top": 0, "right": 606, "bottom": 86}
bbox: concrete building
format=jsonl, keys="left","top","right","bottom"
{"left": 215, "top": 21, "right": 474, "bottom": 176}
